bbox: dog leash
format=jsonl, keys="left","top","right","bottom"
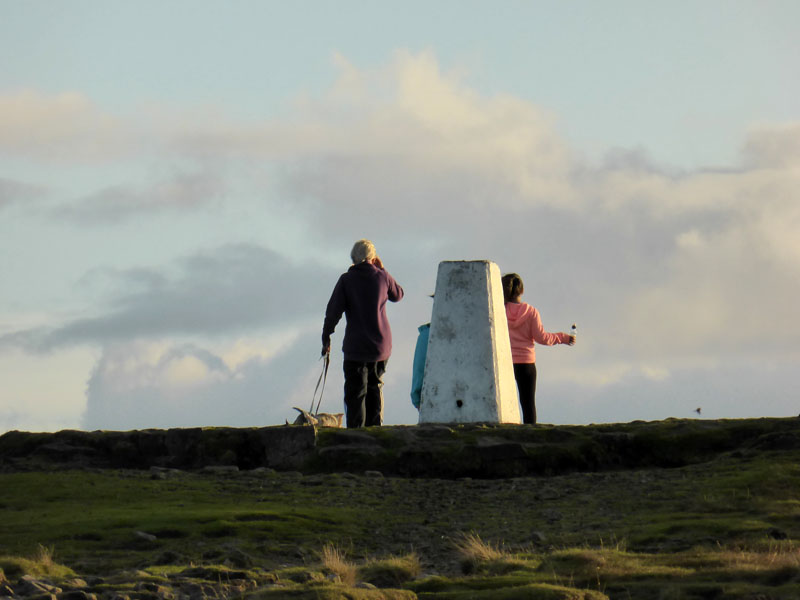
{"left": 310, "top": 351, "right": 330, "bottom": 414}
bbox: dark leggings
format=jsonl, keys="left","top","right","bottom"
{"left": 343, "top": 360, "right": 387, "bottom": 428}
{"left": 513, "top": 362, "right": 538, "bottom": 424}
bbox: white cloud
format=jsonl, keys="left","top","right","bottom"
{"left": 0, "top": 90, "right": 125, "bottom": 161}
{"left": 742, "top": 122, "right": 800, "bottom": 168}
{"left": 4, "top": 51, "right": 800, "bottom": 431}
{"left": 0, "top": 347, "right": 95, "bottom": 433}
{"left": 81, "top": 333, "right": 322, "bottom": 430}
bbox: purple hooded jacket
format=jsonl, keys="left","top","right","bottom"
{"left": 322, "top": 262, "right": 404, "bottom": 362}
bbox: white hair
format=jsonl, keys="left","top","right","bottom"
{"left": 350, "top": 239, "right": 377, "bottom": 263}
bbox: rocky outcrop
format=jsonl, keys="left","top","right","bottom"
{"left": 2, "top": 417, "right": 800, "bottom": 478}
{"left": 1, "top": 568, "right": 274, "bottom": 600}
{"left": 0, "top": 426, "right": 315, "bottom": 472}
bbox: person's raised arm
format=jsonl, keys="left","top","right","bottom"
{"left": 530, "top": 307, "right": 571, "bottom": 346}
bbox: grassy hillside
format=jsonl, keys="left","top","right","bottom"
{"left": 2, "top": 418, "right": 800, "bottom": 599}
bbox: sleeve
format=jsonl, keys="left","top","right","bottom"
{"left": 384, "top": 271, "right": 404, "bottom": 303}
{"left": 528, "top": 307, "right": 570, "bottom": 346}
{"left": 322, "top": 277, "right": 346, "bottom": 347}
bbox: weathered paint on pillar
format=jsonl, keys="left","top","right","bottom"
{"left": 418, "top": 260, "right": 521, "bottom": 424}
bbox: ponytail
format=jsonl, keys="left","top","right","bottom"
{"left": 501, "top": 273, "right": 524, "bottom": 302}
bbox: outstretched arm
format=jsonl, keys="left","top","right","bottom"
{"left": 530, "top": 307, "right": 572, "bottom": 346}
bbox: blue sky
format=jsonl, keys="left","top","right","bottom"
{"left": 1, "top": 0, "right": 799, "bottom": 432}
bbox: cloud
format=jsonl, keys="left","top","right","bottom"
{"left": 81, "top": 333, "right": 323, "bottom": 430}
{"left": 1, "top": 244, "right": 337, "bottom": 352}
{"left": 0, "top": 177, "right": 46, "bottom": 210}
{"left": 742, "top": 122, "right": 800, "bottom": 168}
{"left": 0, "top": 90, "right": 125, "bottom": 161}
{"left": 5, "top": 51, "right": 800, "bottom": 431}
{"left": 55, "top": 169, "right": 227, "bottom": 222}
{"left": 10, "top": 51, "right": 799, "bottom": 373}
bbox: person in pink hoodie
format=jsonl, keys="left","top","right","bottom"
{"left": 502, "top": 273, "right": 575, "bottom": 424}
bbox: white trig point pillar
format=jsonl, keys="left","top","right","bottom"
{"left": 418, "top": 260, "right": 521, "bottom": 424}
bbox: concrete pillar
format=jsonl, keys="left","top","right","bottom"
{"left": 418, "top": 260, "right": 521, "bottom": 424}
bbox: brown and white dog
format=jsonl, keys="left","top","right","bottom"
{"left": 288, "top": 407, "right": 344, "bottom": 428}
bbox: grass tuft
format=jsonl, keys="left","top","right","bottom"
{"left": 359, "top": 552, "right": 421, "bottom": 587}
{"left": 453, "top": 532, "right": 508, "bottom": 574}
{"left": 0, "top": 545, "right": 76, "bottom": 581}
{"left": 318, "top": 542, "right": 358, "bottom": 586}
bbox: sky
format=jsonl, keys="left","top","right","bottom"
{"left": 1, "top": 0, "right": 799, "bottom": 433}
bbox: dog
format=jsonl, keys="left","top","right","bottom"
{"left": 288, "top": 407, "right": 344, "bottom": 428}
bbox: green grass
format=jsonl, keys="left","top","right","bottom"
{"left": 4, "top": 421, "right": 800, "bottom": 598}
{"left": 0, "top": 470, "right": 363, "bottom": 573}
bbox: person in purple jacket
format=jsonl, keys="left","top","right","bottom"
{"left": 322, "top": 239, "right": 404, "bottom": 428}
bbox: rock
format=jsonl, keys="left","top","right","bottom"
{"left": 15, "top": 575, "right": 62, "bottom": 596}
{"left": 25, "top": 594, "right": 58, "bottom": 600}
{"left": 364, "top": 470, "right": 384, "bottom": 478}
{"left": 200, "top": 466, "right": 239, "bottom": 475}
{"left": 247, "top": 467, "right": 276, "bottom": 476}
{"left": 127, "top": 592, "right": 159, "bottom": 600}
{"left": 57, "top": 591, "right": 96, "bottom": 600}
{"left": 356, "top": 582, "right": 378, "bottom": 589}
{"left": 530, "top": 531, "right": 547, "bottom": 544}
{"left": 768, "top": 527, "right": 788, "bottom": 540}
{"left": 149, "top": 467, "right": 182, "bottom": 480}
{"left": 179, "top": 582, "right": 216, "bottom": 600}
{"left": 542, "top": 508, "right": 562, "bottom": 523}
{"left": 154, "top": 550, "right": 183, "bottom": 565}
{"left": 224, "top": 548, "right": 254, "bottom": 569}
{"left": 134, "top": 531, "right": 157, "bottom": 542}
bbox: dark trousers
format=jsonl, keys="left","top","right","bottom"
{"left": 343, "top": 360, "right": 387, "bottom": 428}
{"left": 513, "top": 362, "right": 538, "bottom": 424}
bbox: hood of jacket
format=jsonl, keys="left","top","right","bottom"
{"left": 505, "top": 302, "right": 534, "bottom": 328}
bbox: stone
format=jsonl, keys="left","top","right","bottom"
{"left": 356, "top": 582, "right": 378, "bottom": 589}
{"left": 154, "top": 551, "right": 183, "bottom": 565}
{"left": 224, "top": 548, "right": 254, "bottom": 569}
{"left": 149, "top": 467, "right": 182, "bottom": 480}
{"left": 15, "top": 576, "right": 62, "bottom": 596}
{"left": 57, "top": 591, "right": 95, "bottom": 600}
{"left": 530, "top": 531, "right": 547, "bottom": 544}
{"left": 542, "top": 509, "right": 563, "bottom": 523}
{"left": 419, "top": 261, "right": 520, "bottom": 424}
{"left": 768, "top": 527, "right": 788, "bottom": 540}
{"left": 200, "top": 465, "right": 239, "bottom": 475}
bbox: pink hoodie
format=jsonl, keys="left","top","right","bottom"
{"left": 505, "top": 302, "right": 570, "bottom": 364}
